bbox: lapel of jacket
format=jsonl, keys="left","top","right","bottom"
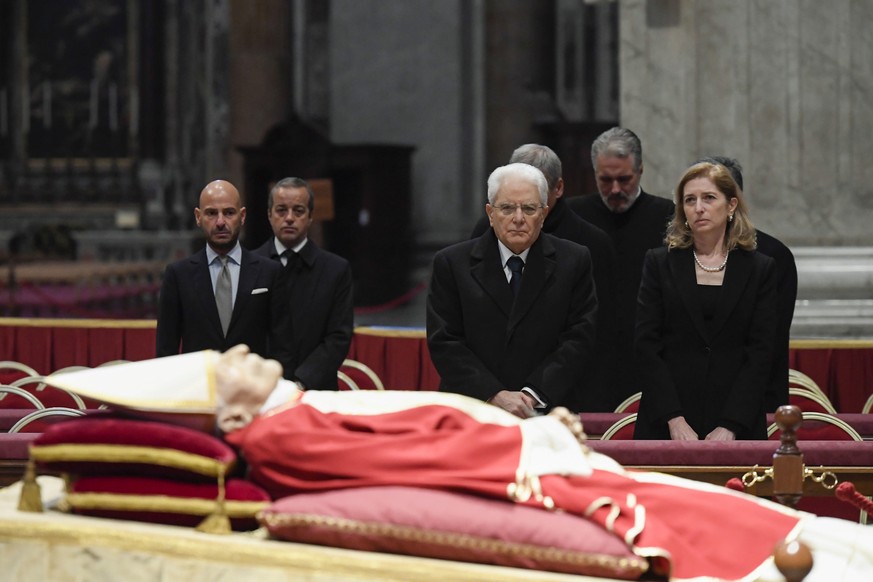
{"left": 669, "top": 247, "right": 711, "bottom": 342}
{"left": 193, "top": 250, "right": 224, "bottom": 338}
{"left": 507, "top": 235, "right": 555, "bottom": 334}
{"left": 470, "top": 232, "right": 514, "bottom": 318}
{"left": 232, "top": 249, "right": 257, "bottom": 331}
{"left": 291, "top": 240, "right": 319, "bottom": 327}
{"left": 708, "top": 249, "right": 753, "bottom": 337}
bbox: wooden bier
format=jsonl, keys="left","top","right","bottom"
{"left": 1, "top": 406, "right": 854, "bottom": 581}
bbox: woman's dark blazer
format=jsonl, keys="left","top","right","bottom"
{"left": 633, "top": 246, "right": 777, "bottom": 440}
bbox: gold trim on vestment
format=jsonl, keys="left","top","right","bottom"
{"left": 624, "top": 504, "right": 645, "bottom": 546}
{"left": 506, "top": 471, "right": 556, "bottom": 510}
{"left": 30, "top": 444, "right": 233, "bottom": 477}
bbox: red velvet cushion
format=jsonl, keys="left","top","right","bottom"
{"left": 31, "top": 415, "right": 237, "bottom": 481}
{"left": 259, "top": 486, "right": 648, "bottom": 579}
{"left": 66, "top": 475, "right": 270, "bottom": 530}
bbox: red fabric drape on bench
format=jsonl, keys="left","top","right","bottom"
{"left": 1, "top": 320, "right": 871, "bottom": 409}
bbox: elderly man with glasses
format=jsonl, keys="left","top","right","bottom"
{"left": 426, "top": 163, "right": 598, "bottom": 418}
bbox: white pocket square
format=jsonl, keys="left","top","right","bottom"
{"left": 251, "top": 288, "right": 269, "bottom": 295}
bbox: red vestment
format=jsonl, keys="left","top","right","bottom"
{"left": 226, "top": 393, "right": 803, "bottom": 581}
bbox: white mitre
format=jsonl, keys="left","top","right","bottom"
{"left": 46, "top": 351, "right": 221, "bottom": 431}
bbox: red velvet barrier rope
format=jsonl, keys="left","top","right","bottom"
{"left": 7, "top": 282, "right": 161, "bottom": 319}
{"left": 353, "top": 280, "right": 428, "bottom": 316}
{"left": 835, "top": 481, "right": 873, "bottom": 514}
{"left": 12, "top": 277, "right": 425, "bottom": 319}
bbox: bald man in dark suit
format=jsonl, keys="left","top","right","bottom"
{"left": 156, "top": 180, "right": 285, "bottom": 358}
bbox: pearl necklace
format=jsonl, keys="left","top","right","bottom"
{"left": 693, "top": 249, "right": 729, "bottom": 272}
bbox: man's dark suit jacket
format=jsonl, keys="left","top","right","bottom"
{"left": 633, "top": 247, "right": 777, "bottom": 440}
{"left": 254, "top": 238, "right": 353, "bottom": 390}
{"left": 756, "top": 230, "right": 798, "bottom": 412}
{"left": 426, "top": 231, "right": 597, "bottom": 408}
{"left": 567, "top": 191, "right": 675, "bottom": 407}
{"left": 155, "top": 247, "right": 284, "bottom": 358}
{"left": 470, "top": 198, "right": 617, "bottom": 411}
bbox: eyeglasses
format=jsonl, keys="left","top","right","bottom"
{"left": 494, "top": 203, "right": 544, "bottom": 217}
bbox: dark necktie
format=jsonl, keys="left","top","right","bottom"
{"left": 283, "top": 250, "right": 301, "bottom": 272}
{"left": 507, "top": 256, "right": 524, "bottom": 297}
{"left": 215, "top": 256, "right": 233, "bottom": 336}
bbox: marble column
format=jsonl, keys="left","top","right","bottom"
{"left": 619, "top": 0, "right": 873, "bottom": 247}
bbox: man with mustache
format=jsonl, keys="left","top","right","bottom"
{"left": 253, "top": 177, "right": 353, "bottom": 389}
{"left": 155, "top": 179, "right": 285, "bottom": 358}
{"left": 566, "top": 128, "right": 674, "bottom": 406}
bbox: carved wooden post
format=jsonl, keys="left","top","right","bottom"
{"left": 772, "top": 405, "right": 804, "bottom": 508}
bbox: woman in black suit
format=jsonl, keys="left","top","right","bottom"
{"left": 633, "top": 162, "right": 777, "bottom": 440}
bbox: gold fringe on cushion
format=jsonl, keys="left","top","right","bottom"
{"left": 17, "top": 459, "right": 43, "bottom": 513}
{"left": 195, "top": 471, "right": 230, "bottom": 534}
{"left": 30, "top": 443, "right": 232, "bottom": 478}
{"left": 64, "top": 491, "right": 268, "bottom": 517}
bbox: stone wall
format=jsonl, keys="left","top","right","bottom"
{"left": 619, "top": 0, "right": 873, "bottom": 247}
{"left": 330, "top": 0, "right": 480, "bottom": 246}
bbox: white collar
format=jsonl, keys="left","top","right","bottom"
{"left": 206, "top": 241, "right": 242, "bottom": 265}
{"left": 497, "top": 239, "right": 530, "bottom": 267}
{"left": 273, "top": 237, "right": 308, "bottom": 257}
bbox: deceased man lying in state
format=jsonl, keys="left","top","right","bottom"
{"left": 47, "top": 344, "right": 873, "bottom": 582}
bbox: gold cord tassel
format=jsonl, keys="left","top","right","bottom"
{"left": 195, "top": 471, "right": 231, "bottom": 534}
{"left": 17, "top": 459, "right": 43, "bottom": 513}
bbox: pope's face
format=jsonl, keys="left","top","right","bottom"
{"left": 214, "top": 344, "right": 283, "bottom": 433}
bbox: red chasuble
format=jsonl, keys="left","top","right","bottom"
{"left": 226, "top": 392, "right": 802, "bottom": 581}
